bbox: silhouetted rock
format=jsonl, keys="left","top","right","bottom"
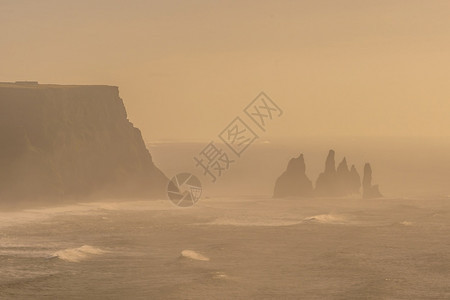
{"left": 336, "top": 157, "right": 352, "bottom": 196}
{"left": 315, "top": 150, "right": 338, "bottom": 196}
{"left": 349, "top": 165, "right": 362, "bottom": 194}
{"left": 0, "top": 82, "right": 168, "bottom": 204}
{"left": 362, "top": 163, "right": 382, "bottom": 199}
{"left": 273, "top": 154, "right": 313, "bottom": 198}
{"left": 316, "top": 152, "right": 361, "bottom": 196}
{"left": 274, "top": 150, "right": 381, "bottom": 199}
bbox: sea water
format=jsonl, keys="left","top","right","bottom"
{"left": 1, "top": 196, "right": 449, "bottom": 299}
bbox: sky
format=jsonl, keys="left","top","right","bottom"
{"left": 1, "top": 0, "right": 449, "bottom": 141}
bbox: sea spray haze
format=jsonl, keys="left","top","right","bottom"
{"left": 1, "top": 196, "right": 450, "bottom": 299}
{"left": 1, "top": 0, "right": 450, "bottom": 298}
{"left": 150, "top": 137, "right": 450, "bottom": 199}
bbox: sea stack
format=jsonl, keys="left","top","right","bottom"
{"left": 335, "top": 157, "right": 350, "bottom": 196}
{"left": 362, "top": 163, "right": 382, "bottom": 199}
{"left": 315, "top": 150, "right": 337, "bottom": 196}
{"left": 273, "top": 154, "right": 314, "bottom": 198}
{"left": 0, "top": 82, "right": 168, "bottom": 204}
{"left": 349, "top": 164, "right": 362, "bottom": 194}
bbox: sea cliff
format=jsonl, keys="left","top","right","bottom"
{"left": 0, "top": 82, "right": 167, "bottom": 204}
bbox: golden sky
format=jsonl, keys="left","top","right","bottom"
{"left": 1, "top": 0, "right": 449, "bottom": 140}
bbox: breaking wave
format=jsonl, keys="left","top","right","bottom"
{"left": 204, "top": 214, "right": 352, "bottom": 227}
{"left": 180, "top": 250, "right": 209, "bottom": 261}
{"left": 51, "top": 245, "right": 106, "bottom": 262}
{"left": 400, "top": 221, "right": 414, "bottom": 226}
{"left": 302, "top": 214, "right": 348, "bottom": 224}
{"left": 204, "top": 217, "right": 303, "bottom": 227}
{"left": 0, "top": 200, "right": 172, "bottom": 230}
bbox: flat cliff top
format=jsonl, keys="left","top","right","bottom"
{"left": 0, "top": 82, "right": 117, "bottom": 90}
{"left": 0, "top": 81, "right": 168, "bottom": 202}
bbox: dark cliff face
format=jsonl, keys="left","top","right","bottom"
{"left": 0, "top": 83, "right": 168, "bottom": 203}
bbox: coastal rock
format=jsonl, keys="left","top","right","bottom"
{"left": 274, "top": 149, "right": 378, "bottom": 199}
{"left": 349, "top": 164, "right": 362, "bottom": 194}
{"left": 315, "top": 150, "right": 337, "bottom": 196}
{"left": 0, "top": 82, "right": 168, "bottom": 204}
{"left": 362, "top": 163, "right": 382, "bottom": 199}
{"left": 336, "top": 157, "right": 351, "bottom": 196}
{"left": 273, "top": 154, "right": 313, "bottom": 198}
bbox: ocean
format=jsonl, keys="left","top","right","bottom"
{"left": 1, "top": 196, "right": 450, "bottom": 299}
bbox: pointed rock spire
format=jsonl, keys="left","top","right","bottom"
{"left": 315, "top": 150, "right": 338, "bottom": 196}
{"left": 336, "top": 157, "right": 353, "bottom": 196}
{"left": 286, "top": 154, "right": 306, "bottom": 174}
{"left": 273, "top": 150, "right": 379, "bottom": 199}
{"left": 273, "top": 153, "right": 313, "bottom": 198}
{"left": 337, "top": 157, "right": 349, "bottom": 173}
{"left": 362, "top": 163, "right": 382, "bottom": 199}
{"left": 350, "top": 164, "right": 362, "bottom": 194}
{"left": 325, "top": 149, "right": 336, "bottom": 173}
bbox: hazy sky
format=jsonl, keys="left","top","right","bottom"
{"left": 1, "top": 0, "right": 449, "bottom": 141}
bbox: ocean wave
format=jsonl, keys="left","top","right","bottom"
{"left": 0, "top": 205, "right": 103, "bottom": 230}
{"left": 302, "top": 214, "right": 348, "bottom": 224}
{"left": 180, "top": 250, "right": 209, "bottom": 261}
{"left": 211, "top": 271, "right": 228, "bottom": 279}
{"left": 399, "top": 221, "right": 413, "bottom": 226}
{"left": 80, "top": 200, "right": 172, "bottom": 211}
{"left": 204, "top": 217, "right": 303, "bottom": 227}
{"left": 0, "top": 200, "right": 173, "bottom": 230}
{"left": 51, "top": 245, "right": 106, "bottom": 262}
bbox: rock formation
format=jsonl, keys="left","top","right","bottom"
{"left": 274, "top": 149, "right": 372, "bottom": 198}
{"left": 362, "top": 163, "right": 382, "bottom": 199}
{"left": 349, "top": 164, "right": 362, "bottom": 194}
{"left": 315, "top": 150, "right": 338, "bottom": 196}
{"left": 315, "top": 150, "right": 363, "bottom": 197}
{"left": 273, "top": 154, "right": 313, "bottom": 198}
{"left": 336, "top": 157, "right": 350, "bottom": 195}
{"left": 0, "top": 82, "right": 168, "bottom": 204}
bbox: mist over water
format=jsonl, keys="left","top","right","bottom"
{"left": 1, "top": 196, "right": 450, "bottom": 299}
{"left": 149, "top": 137, "right": 450, "bottom": 198}
{"left": 0, "top": 138, "right": 448, "bottom": 299}
{"left": 2, "top": 0, "right": 450, "bottom": 297}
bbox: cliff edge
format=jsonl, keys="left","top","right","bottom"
{"left": 0, "top": 82, "right": 168, "bottom": 204}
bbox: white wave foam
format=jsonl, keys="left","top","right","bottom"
{"left": 52, "top": 245, "right": 106, "bottom": 262}
{"left": 303, "top": 214, "right": 347, "bottom": 224}
{"left": 0, "top": 200, "right": 172, "bottom": 230}
{"left": 80, "top": 200, "right": 172, "bottom": 211}
{"left": 0, "top": 205, "right": 103, "bottom": 229}
{"left": 400, "top": 221, "right": 413, "bottom": 226}
{"left": 205, "top": 217, "right": 303, "bottom": 227}
{"left": 211, "top": 271, "right": 228, "bottom": 279}
{"left": 180, "top": 250, "right": 209, "bottom": 261}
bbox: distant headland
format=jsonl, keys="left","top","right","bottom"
{"left": 0, "top": 82, "right": 168, "bottom": 205}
